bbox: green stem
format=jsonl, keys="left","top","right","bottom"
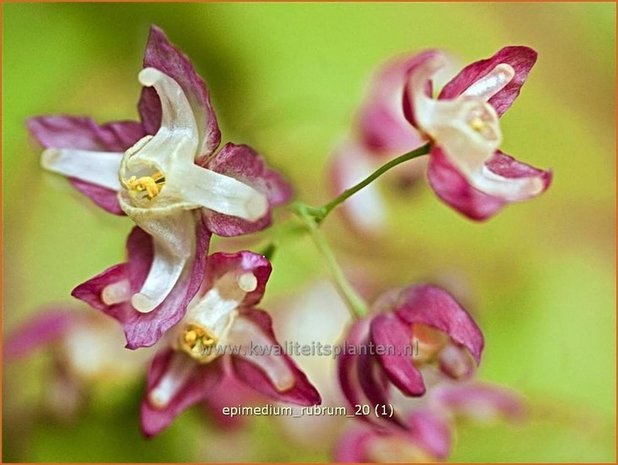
{"left": 296, "top": 205, "right": 368, "bottom": 319}
{"left": 309, "top": 143, "right": 430, "bottom": 223}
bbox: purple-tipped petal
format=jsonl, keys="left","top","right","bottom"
{"left": 71, "top": 263, "right": 130, "bottom": 312}
{"left": 406, "top": 408, "right": 452, "bottom": 460}
{"left": 141, "top": 349, "right": 222, "bottom": 437}
{"left": 370, "top": 314, "right": 426, "bottom": 397}
{"left": 27, "top": 116, "right": 145, "bottom": 214}
{"left": 434, "top": 382, "right": 526, "bottom": 423}
{"left": 202, "top": 143, "right": 293, "bottom": 237}
{"left": 439, "top": 46, "right": 538, "bottom": 116}
{"left": 230, "top": 309, "right": 321, "bottom": 406}
{"left": 4, "top": 307, "right": 77, "bottom": 359}
{"left": 139, "top": 25, "right": 221, "bottom": 158}
{"left": 392, "top": 284, "right": 484, "bottom": 364}
{"left": 27, "top": 116, "right": 144, "bottom": 152}
{"left": 72, "top": 221, "right": 211, "bottom": 349}
{"left": 204, "top": 251, "right": 272, "bottom": 308}
{"left": 428, "top": 147, "right": 552, "bottom": 221}
{"left": 357, "top": 53, "right": 428, "bottom": 155}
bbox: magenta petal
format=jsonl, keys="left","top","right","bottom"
{"left": 27, "top": 116, "right": 144, "bottom": 152}
{"left": 428, "top": 147, "right": 552, "bottom": 221}
{"left": 71, "top": 263, "right": 130, "bottom": 312}
{"left": 370, "top": 314, "right": 426, "bottom": 397}
{"left": 406, "top": 409, "right": 452, "bottom": 460}
{"left": 486, "top": 150, "right": 553, "bottom": 194}
{"left": 202, "top": 143, "right": 293, "bottom": 237}
{"left": 204, "top": 251, "right": 271, "bottom": 307}
{"left": 357, "top": 53, "right": 429, "bottom": 155}
{"left": 73, "top": 222, "right": 211, "bottom": 349}
{"left": 231, "top": 309, "right": 321, "bottom": 406}
{"left": 357, "top": 351, "right": 391, "bottom": 408}
{"left": 139, "top": 25, "right": 221, "bottom": 157}
{"left": 68, "top": 179, "right": 124, "bottom": 215}
{"left": 27, "top": 116, "right": 144, "bottom": 215}
{"left": 333, "top": 427, "right": 376, "bottom": 462}
{"left": 393, "top": 284, "right": 484, "bottom": 364}
{"left": 427, "top": 147, "right": 506, "bottom": 220}
{"left": 439, "top": 46, "right": 537, "bottom": 116}
{"left": 141, "top": 349, "right": 222, "bottom": 437}
{"left": 338, "top": 319, "right": 372, "bottom": 408}
{"left": 4, "top": 307, "right": 76, "bottom": 359}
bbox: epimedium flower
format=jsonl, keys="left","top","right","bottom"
{"left": 332, "top": 46, "right": 552, "bottom": 225}
{"left": 407, "top": 47, "right": 552, "bottom": 220}
{"left": 338, "top": 284, "right": 484, "bottom": 424}
{"left": 28, "top": 25, "right": 292, "bottom": 316}
{"left": 138, "top": 250, "right": 321, "bottom": 437}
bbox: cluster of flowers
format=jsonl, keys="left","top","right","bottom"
{"left": 8, "top": 26, "right": 550, "bottom": 460}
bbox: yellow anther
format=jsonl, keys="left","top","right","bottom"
{"left": 122, "top": 171, "right": 165, "bottom": 200}
{"left": 469, "top": 117, "right": 485, "bottom": 132}
{"left": 179, "top": 323, "right": 219, "bottom": 362}
{"left": 184, "top": 330, "right": 197, "bottom": 345}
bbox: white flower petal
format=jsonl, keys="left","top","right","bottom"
{"left": 173, "top": 163, "right": 268, "bottom": 221}
{"left": 41, "top": 148, "right": 122, "bottom": 190}
{"left": 129, "top": 212, "right": 196, "bottom": 313}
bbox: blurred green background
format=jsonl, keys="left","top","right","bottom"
{"left": 3, "top": 2, "right": 615, "bottom": 462}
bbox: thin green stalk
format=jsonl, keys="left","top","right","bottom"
{"left": 308, "top": 143, "right": 430, "bottom": 223}
{"left": 296, "top": 205, "right": 368, "bottom": 319}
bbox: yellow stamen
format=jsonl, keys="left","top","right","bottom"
{"left": 179, "top": 323, "right": 219, "bottom": 362}
{"left": 469, "top": 117, "right": 486, "bottom": 132}
{"left": 122, "top": 171, "right": 165, "bottom": 200}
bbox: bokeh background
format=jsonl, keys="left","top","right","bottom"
{"left": 3, "top": 2, "right": 615, "bottom": 462}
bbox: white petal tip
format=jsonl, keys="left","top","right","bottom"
{"left": 245, "top": 193, "right": 269, "bottom": 221}
{"left": 237, "top": 272, "right": 258, "bottom": 293}
{"left": 131, "top": 293, "right": 157, "bottom": 313}
{"left": 101, "top": 280, "right": 131, "bottom": 306}
{"left": 40, "top": 148, "right": 61, "bottom": 170}
{"left": 148, "top": 389, "right": 169, "bottom": 409}
{"left": 138, "top": 67, "right": 162, "bottom": 87}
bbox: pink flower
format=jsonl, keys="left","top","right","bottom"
{"left": 338, "top": 284, "right": 484, "bottom": 420}
{"left": 139, "top": 251, "right": 321, "bottom": 437}
{"left": 333, "top": 47, "right": 552, "bottom": 226}
{"left": 72, "top": 226, "right": 210, "bottom": 349}
{"left": 28, "top": 25, "right": 292, "bottom": 316}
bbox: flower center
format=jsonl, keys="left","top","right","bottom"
{"left": 411, "top": 324, "right": 448, "bottom": 365}
{"left": 174, "top": 270, "right": 259, "bottom": 363}
{"left": 121, "top": 171, "right": 166, "bottom": 201}
{"left": 464, "top": 102, "right": 501, "bottom": 142}
{"left": 179, "top": 323, "right": 219, "bottom": 362}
